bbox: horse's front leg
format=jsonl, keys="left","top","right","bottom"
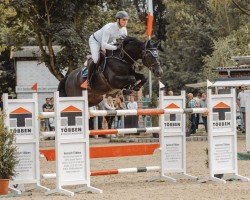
{"left": 132, "top": 72, "right": 147, "bottom": 91}
{"left": 110, "top": 75, "right": 137, "bottom": 89}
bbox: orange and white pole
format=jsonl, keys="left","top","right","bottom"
{"left": 147, "top": 0, "right": 153, "bottom": 97}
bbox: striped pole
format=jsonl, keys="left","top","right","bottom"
{"left": 90, "top": 127, "right": 160, "bottom": 135}
{"left": 43, "top": 166, "right": 160, "bottom": 179}
{"left": 41, "top": 127, "right": 161, "bottom": 138}
{"left": 39, "top": 108, "right": 208, "bottom": 118}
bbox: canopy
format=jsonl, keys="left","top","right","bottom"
{"left": 185, "top": 81, "right": 207, "bottom": 88}
{"left": 212, "top": 79, "right": 250, "bottom": 87}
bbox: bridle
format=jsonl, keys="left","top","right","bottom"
{"left": 118, "top": 42, "right": 160, "bottom": 70}
{"left": 142, "top": 47, "right": 160, "bottom": 71}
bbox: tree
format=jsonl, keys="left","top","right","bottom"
{"left": 159, "top": 0, "right": 216, "bottom": 92}
{"left": 0, "top": 2, "right": 26, "bottom": 95}
{"left": 202, "top": 24, "right": 250, "bottom": 81}
{"left": 207, "top": 0, "right": 250, "bottom": 36}
{"left": 10, "top": 0, "right": 145, "bottom": 81}
{"left": 0, "top": 50, "right": 15, "bottom": 95}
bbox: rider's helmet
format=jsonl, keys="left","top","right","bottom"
{"left": 115, "top": 11, "right": 129, "bottom": 20}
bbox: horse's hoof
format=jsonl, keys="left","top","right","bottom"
{"left": 122, "top": 89, "right": 133, "bottom": 95}
{"left": 133, "top": 86, "right": 140, "bottom": 91}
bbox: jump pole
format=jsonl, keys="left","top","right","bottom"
{"left": 43, "top": 166, "right": 161, "bottom": 179}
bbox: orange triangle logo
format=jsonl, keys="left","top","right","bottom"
{"left": 213, "top": 102, "right": 230, "bottom": 109}
{"left": 62, "top": 105, "right": 81, "bottom": 112}
{"left": 11, "top": 107, "right": 31, "bottom": 114}
{"left": 81, "top": 80, "right": 88, "bottom": 89}
{"left": 165, "top": 103, "right": 180, "bottom": 109}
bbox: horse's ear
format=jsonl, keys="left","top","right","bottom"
{"left": 145, "top": 40, "right": 151, "bottom": 48}
{"left": 153, "top": 40, "right": 161, "bottom": 47}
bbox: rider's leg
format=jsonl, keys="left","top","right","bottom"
{"left": 88, "top": 36, "right": 100, "bottom": 85}
{"left": 89, "top": 35, "right": 100, "bottom": 64}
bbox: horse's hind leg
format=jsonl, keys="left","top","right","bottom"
{"left": 132, "top": 72, "right": 147, "bottom": 91}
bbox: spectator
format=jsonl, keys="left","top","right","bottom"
{"left": 127, "top": 95, "right": 138, "bottom": 110}
{"left": 104, "top": 96, "right": 115, "bottom": 129}
{"left": 194, "top": 92, "right": 202, "bottom": 130}
{"left": 50, "top": 97, "right": 54, "bottom": 110}
{"left": 97, "top": 95, "right": 108, "bottom": 130}
{"left": 126, "top": 95, "right": 138, "bottom": 128}
{"left": 42, "top": 97, "right": 53, "bottom": 131}
{"left": 187, "top": 93, "right": 196, "bottom": 135}
{"left": 49, "top": 97, "right": 55, "bottom": 131}
{"left": 114, "top": 96, "right": 126, "bottom": 128}
{"left": 200, "top": 93, "right": 207, "bottom": 133}
{"left": 168, "top": 91, "right": 174, "bottom": 96}
{"left": 237, "top": 85, "right": 247, "bottom": 133}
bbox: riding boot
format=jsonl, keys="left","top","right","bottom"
{"left": 88, "top": 63, "right": 96, "bottom": 88}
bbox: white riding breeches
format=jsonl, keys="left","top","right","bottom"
{"left": 89, "top": 35, "right": 101, "bottom": 63}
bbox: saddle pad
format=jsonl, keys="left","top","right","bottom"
{"left": 81, "top": 66, "right": 88, "bottom": 77}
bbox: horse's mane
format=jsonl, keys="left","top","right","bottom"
{"left": 122, "top": 36, "right": 143, "bottom": 47}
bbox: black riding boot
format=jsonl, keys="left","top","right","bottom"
{"left": 88, "top": 63, "right": 96, "bottom": 88}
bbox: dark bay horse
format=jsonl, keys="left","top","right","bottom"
{"left": 58, "top": 36, "right": 163, "bottom": 106}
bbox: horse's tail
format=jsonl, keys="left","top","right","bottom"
{"left": 58, "top": 76, "right": 68, "bottom": 97}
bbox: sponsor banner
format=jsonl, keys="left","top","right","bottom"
{"left": 16, "top": 86, "right": 57, "bottom": 93}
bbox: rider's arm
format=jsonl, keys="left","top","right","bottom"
{"left": 122, "top": 27, "right": 127, "bottom": 37}
{"left": 101, "top": 28, "right": 118, "bottom": 51}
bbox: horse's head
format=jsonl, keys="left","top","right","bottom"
{"left": 142, "top": 40, "right": 163, "bottom": 78}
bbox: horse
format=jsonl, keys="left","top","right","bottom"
{"left": 58, "top": 36, "right": 163, "bottom": 106}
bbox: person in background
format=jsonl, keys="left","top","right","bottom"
{"left": 42, "top": 97, "right": 53, "bottom": 132}
{"left": 104, "top": 96, "right": 115, "bottom": 129}
{"left": 187, "top": 93, "right": 196, "bottom": 135}
{"left": 49, "top": 97, "right": 55, "bottom": 131}
{"left": 237, "top": 84, "right": 247, "bottom": 133}
{"left": 114, "top": 95, "right": 126, "bottom": 128}
{"left": 127, "top": 95, "right": 138, "bottom": 110}
{"left": 194, "top": 92, "right": 202, "bottom": 131}
{"left": 168, "top": 91, "right": 174, "bottom": 96}
{"left": 200, "top": 93, "right": 207, "bottom": 133}
{"left": 126, "top": 95, "right": 138, "bottom": 128}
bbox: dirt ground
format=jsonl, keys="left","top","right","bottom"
{"left": 5, "top": 139, "right": 250, "bottom": 200}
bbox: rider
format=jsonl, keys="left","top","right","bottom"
{"left": 88, "top": 11, "right": 129, "bottom": 83}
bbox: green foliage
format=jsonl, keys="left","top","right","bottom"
{"left": 159, "top": 0, "right": 216, "bottom": 92}
{"left": 202, "top": 24, "right": 250, "bottom": 81}
{"left": 0, "top": 50, "right": 15, "bottom": 95}
{"left": 8, "top": 1, "right": 145, "bottom": 79}
{"left": 207, "top": 0, "right": 250, "bottom": 36}
{"left": 0, "top": 2, "right": 34, "bottom": 52}
{"left": 0, "top": 113, "right": 19, "bottom": 179}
